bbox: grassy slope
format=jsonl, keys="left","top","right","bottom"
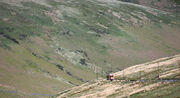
{"left": 0, "top": 0, "right": 180, "bottom": 97}
{"left": 119, "top": 0, "right": 180, "bottom": 13}
{"left": 56, "top": 54, "right": 180, "bottom": 98}
{"left": 0, "top": 44, "right": 81, "bottom": 97}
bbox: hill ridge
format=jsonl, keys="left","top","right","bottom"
{"left": 56, "top": 54, "right": 180, "bottom": 98}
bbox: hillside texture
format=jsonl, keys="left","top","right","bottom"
{"left": 119, "top": 0, "right": 180, "bottom": 13}
{"left": 56, "top": 54, "right": 180, "bottom": 98}
{"left": 0, "top": 0, "right": 180, "bottom": 97}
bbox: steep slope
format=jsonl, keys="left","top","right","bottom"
{"left": 0, "top": 0, "right": 180, "bottom": 97}
{"left": 56, "top": 54, "right": 180, "bottom": 98}
{"left": 119, "top": 0, "right": 180, "bottom": 13}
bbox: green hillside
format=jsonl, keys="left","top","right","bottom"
{"left": 119, "top": 0, "right": 180, "bottom": 12}
{"left": 0, "top": 0, "right": 180, "bottom": 97}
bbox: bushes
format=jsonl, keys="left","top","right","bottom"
{"left": 174, "top": 0, "right": 180, "bottom": 4}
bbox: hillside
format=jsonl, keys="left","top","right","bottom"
{"left": 0, "top": 0, "right": 180, "bottom": 97}
{"left": 55, "top": 54, "right": 180, "bottom": 98}
{"left": 119, "top": 0, "right": 180, "bottom": 13}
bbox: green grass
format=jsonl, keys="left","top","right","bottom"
{"left": 174, "top": 0, "right": 180, "bottom": 4}
{"left": 0, "top": 0, "right": 180, "bottom": 97}
{"left": 131, "top": 83, "right": 180, "bottom": 98}
{"left": 0, "top": 44, "right": 84, "bottom": 96}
